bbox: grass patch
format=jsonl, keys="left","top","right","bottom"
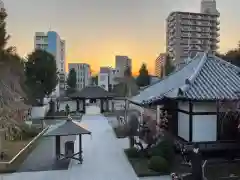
{"left": 0, "top": 127, "right": 47, "bottom": 173}
{"left": 0, "top": 139, "right": 32, "bottom": 161}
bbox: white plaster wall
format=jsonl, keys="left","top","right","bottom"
{"left": 178, "top": 101, "right": 189, "bottom": 111}
{"left": 178, "top": 112, "right": 189, "bottom": 141}
{"left": 192, "top": 102, "right": 217, "bottom": 142}
{"left": 59, "top": 101, "right": 76, "bottom": 112}
{"left": 193, "top": 102, "right": 216, "bottom": 112}
{"left": 60, "top": 135, "right": 77, "bottom": 155}
{"left": 192, "top": 115, "right": 217, "bottom": 142}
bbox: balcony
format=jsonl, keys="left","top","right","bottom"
{"left": 181, "top": 20, "right": 191, "bottom": 25}
{"left": 191, "top": 40, "right": 201, "bottom": 44}
{"left": 181, "top": 15, "right": 189, "bottom": 19}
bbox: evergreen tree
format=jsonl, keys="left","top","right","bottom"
{"left": 0, "top": 8, "right": 14, "bottom": 57}
{"left": 25, "top": 49, "right": 58, "bottom": 105}
{"left": 136, "top": 63, "right": 150, "bottom": 87}
{"left": 164, "top": 55, "right": 175, "bottom": 76}
{"left": 67, "top": 68, "right": 77, "bottom": 89}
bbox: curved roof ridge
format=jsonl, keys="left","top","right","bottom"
{"left": 179, "top": 52, "right": 207, "bottom": 94}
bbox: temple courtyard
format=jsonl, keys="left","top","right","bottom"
{"left": 0, "top": 105, "right": 171, "bottom": 180}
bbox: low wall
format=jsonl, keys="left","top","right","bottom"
{"left": 0, "top": 127, "right": 48, "bottom": 173}
{"left": 30, "top": 104, "right": 49, "bottom": 120}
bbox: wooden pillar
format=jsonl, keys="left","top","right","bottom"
{"left": 124, "top": 99, "right": 129, "bottom": 123}
{"left": 76, "top": 99, "right": 80, "bottom": 112}
{"left": 106, "top": 99, "right": 109, "bottom": 112}
{"left": 216, "top": 100, "right": 220, "bottom": 140}
{"left": 83, "top": 99, "right": 86, "bottom": 113}
{"left": 100, "top": 99, "right": 104, "bottom": 113}
{"left": 79, "top": 135, "right": 83, "bottom": 163}
{"left": 56, "top": 135, "right": 61, "bottom": 160}
{"left": 112, "top": 100, "right": 115, "bottom": 112}
{"left": 189, "top": 101, "right": 193, "bottom": 142}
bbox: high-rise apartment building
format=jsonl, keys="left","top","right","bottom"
{"left": 34, "top": 31, "right": 66, "bottom": 97}
{"left": 166, "top": 0, "right": 220, "bottom": 66}
{"left": 98, "top": 67, "right": 118, "bottom": 91}
{"left": 68, "top": 63, "right": 91, "bottom": 90}
{"left": 115, "top": 56, "right": 132, "bottom": 77}
{"left": 155, "top": 53, "right": 166, "bottom": 77}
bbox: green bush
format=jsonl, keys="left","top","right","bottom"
{"left": 125, "top": 147, "right": 140, "bottom": 158}
{"left": 150, "top": 140, "right": 175, "bottom": 164}
{"left": 148, "top": 156, "right": 170, "bottom": 173}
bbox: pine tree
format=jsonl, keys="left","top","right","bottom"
{"left": 0, "top": 8, "right": 14, "bottom": 59}
{"left": 136, "top": 63, "right": 150, "bottom": 87}
{"left": 67, "top": 68, "right": 77, "bottom": 89}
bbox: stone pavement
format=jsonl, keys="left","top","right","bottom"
{"left": 0, "top": 105, "right": 171, "bottom": 180}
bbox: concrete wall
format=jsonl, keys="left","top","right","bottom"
{"left": 192, "top": 102, "right": 217, "bottom": 142}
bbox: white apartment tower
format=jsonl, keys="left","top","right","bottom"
{"left": 68, "top": 63, "right": 91, "bottom": 90}
{"left": 166, "top": 0, "right": 220, "bottom": 66}
{"left": 34, "top": 31, "right": 66, "bottom": 97}
{"left": 155, "top": 53, "right": 166, "bottom": 77}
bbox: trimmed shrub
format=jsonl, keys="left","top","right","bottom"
{"left": 150, "top": 140, "right": 175, "bottom": 164}
{"left": 148, "top": 156, "right": 170, "bottom": 173}
{"left": 125, "top": 147, "right": 140, "bottom": 158}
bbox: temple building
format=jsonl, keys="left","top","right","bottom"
{"left": 130, "top": 52, "right": 240, "bottom": 143}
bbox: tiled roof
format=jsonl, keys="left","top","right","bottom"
{"left": 44, "top": 119, "right": 91, "bottom": 136}
{"left": 130, "top": 52, "right": 240, "bottom": 105}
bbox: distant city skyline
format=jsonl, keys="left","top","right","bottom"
{"left": 4, "top": 0, "right": 240, "bottom": 74}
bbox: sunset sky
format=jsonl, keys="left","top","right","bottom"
{"left": 4, "top": 0, "right": 240, "bottom": 74}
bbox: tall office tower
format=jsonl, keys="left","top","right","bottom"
{"left": 115, "top": 56, "right": 132, "bottom": 77}
{"left": 166, "top": 0, "right": 220, "bottom": 66}
{"left": 34, "top": 31, "right": 66, "bottom": 97}
{"left": 68, "top": 63, "right": 91, "bottom": 90}
{"left": 155, "top": 53, "right": 166, "bottom": 77}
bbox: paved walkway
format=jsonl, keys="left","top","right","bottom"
{"left": 0, "top": 105, "right": 171, "bottom": 180}
{"left": 68, "top": 114, "right": 138, "bottom": 180}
